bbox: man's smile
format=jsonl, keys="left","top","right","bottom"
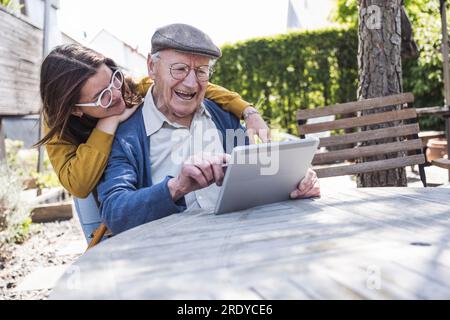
{"left": 174, "top": 89, "right": 197, "bottom": 100}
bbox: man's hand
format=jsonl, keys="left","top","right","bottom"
{"left": 290, "top": 169, "right": 321, "bottom": 199}
{"left": 168, "top": 153, "right": 230, "bottom": 201}
{"left": 243, "top": 107, "right": 271, "bottom": 144}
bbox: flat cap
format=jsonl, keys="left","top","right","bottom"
{"left": 151, "top": 23, "right": 222, "bottom": 58}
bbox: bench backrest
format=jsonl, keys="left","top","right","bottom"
{"left": 296, "top": 93, "right": 426, "bottom": 179}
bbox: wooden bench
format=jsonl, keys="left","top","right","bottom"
{"left": 416, "top": 106, "right": 450, "bottom": 174}
{"left": 418, "top": 131, "right": 445, "bottom": 148}
{"left": 297, "top": 93, "right": 427, "bottom": 186}
{"left": 432, "top": 158, "right": 450, "bottom": 169}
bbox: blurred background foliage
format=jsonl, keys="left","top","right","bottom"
{"left": 213, "top": 0, "right": 448, "bottom": 133}
{"left": 0, "top": 140, "right": 60, "bottom": 247}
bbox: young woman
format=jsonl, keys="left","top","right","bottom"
{"left": 36, "top": 44, "right": 269, "bottom": 199}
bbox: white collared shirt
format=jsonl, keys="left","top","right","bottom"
{"left": 142, "top": 87, "right": 224, "bottom": 211}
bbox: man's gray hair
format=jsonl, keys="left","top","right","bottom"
{"left": 209, "top": 59, "right": 217, "bottom": 69}
{"left": 151, "top": 52, "right": 161, "bottom": 63}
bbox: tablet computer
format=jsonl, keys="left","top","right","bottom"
{"left": 214, "top": 137, "right": 320, "bottom": 214}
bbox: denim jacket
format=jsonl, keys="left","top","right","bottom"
{"left": 97, "top": 99, "right": 246, "bottom": 235}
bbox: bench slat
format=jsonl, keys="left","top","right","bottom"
{"left": 431, "top": 158, "right": 450, "bottom": 170}
{"left": 297, "top": 93, "right": 414, "bottom": 120}
{"left": 298, "top": 109, "right": 417, "bottom": 135}
{"left": 313, "top": 139, "right": 424, "bottom": 165}
{"left": 315, "top": 154, "right": 426, "bottom": 178}
{"left": 318, "top": 123, "right": 420, "bottom": 148}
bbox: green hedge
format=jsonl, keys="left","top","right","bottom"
{"left": 213, "top": 27, "right": 444, "bottom": 133}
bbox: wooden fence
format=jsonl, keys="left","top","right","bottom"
{"left": 0, "top": 7, "right": 42, "bottom": 116}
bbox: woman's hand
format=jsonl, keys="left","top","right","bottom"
{"left": 244, "top": 107, "right": 271, "bottom": 144}
{"left": 116, "top": 104, "right": 141, "bottom": 123}
{"left": 96, "top": 105, "right": 140, "bottom": 135}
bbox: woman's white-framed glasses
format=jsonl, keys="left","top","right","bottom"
{"left": 75, "top": 69, "right": 124, "bottom": 109}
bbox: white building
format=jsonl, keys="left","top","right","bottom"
{"left": 287, "top": 0, "right": 337, "bottom": 31}
{"left": 14, "top": 0, "right": 146, "bottom": 77}
{"left": 20, "top": 0, "right": 61, "bottom": 49}
{"left": 88, "top": 30, "right": 147, "bottom": 79}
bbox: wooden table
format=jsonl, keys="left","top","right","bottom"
{"left": 51, "top": 187, "right": 450, "bottom": 300}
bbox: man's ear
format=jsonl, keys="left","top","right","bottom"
{"left": 71, "top": 108, "right": 83, "bottom": 118}
{"left": 147, "top": 54, "right": 156, "bottom": 80}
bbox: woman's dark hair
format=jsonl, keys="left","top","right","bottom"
{"left": 35, "top": 44, "right": 142, "bottom": 147}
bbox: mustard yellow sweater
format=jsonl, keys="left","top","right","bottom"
{"left": 45, "top": 78, "right": 251, "bottom": 198}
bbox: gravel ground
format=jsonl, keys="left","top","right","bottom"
{"left": 0, "top": 216, "right": 84, "bottom": 300}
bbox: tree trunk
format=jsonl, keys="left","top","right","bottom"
{"left": 357, "top": 0, "right": 407, "bottom": 187}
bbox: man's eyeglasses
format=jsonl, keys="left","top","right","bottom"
{"left": 75, "top": 69, "right": 124, "bottom": 109}
{"left": 169, "top": 63, "right": 214, "bottom": 82}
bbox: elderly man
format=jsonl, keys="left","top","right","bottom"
{"left": 97, "top": 24, "right": 320, "bottom": 235}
